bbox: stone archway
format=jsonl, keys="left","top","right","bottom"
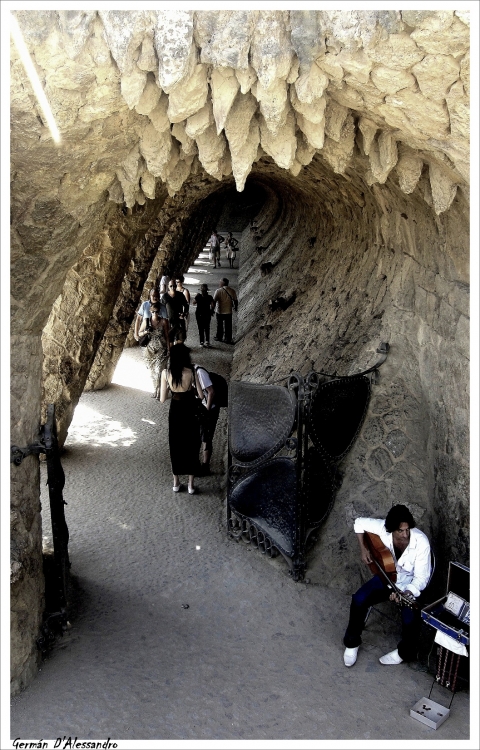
{"left": 10, "top": 9, "right": 470, "bottom": 693}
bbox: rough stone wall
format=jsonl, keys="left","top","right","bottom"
{"left": 9, "top": 9, "right": 470, "bottom": 692}
{"left": 231, "top": 159, "right": 469, "bottom": 590}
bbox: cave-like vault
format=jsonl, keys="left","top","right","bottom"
{"left": 9, "top": 9, "right": 471, "bottom": 694}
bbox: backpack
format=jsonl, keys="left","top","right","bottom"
{"left": 195, "top": 366, "right": 228, "bottom": 407}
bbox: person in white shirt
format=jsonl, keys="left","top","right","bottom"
{"left": 193, "top": 365, "right": 220, "bottom": 475}
{"left": 343, "top": 504, "right": 431, "bottom": 668}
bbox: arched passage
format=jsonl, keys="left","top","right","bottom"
{"left": 10, "top": 9, "right": 470, "bottom": 694}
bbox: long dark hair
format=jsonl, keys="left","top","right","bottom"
{"left": 168, "top": 343, "right": 192, "bottom": 387}
{"left": 385, "top": 504, "right": 416, "bottom": 533}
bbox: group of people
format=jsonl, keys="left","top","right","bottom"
{"left": 208, "top": 230, "right": 239, "bottom": 269}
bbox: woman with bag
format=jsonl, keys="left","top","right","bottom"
{"left": 141, "top": 303, "right": 170, "bottom": 399}
{"left": 159, "top": 343, "right": 202, "bottom": 494}
{"left": 192, "top": 283, "right": 214, "bottom": 347}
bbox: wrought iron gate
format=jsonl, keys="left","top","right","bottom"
{"left": 227, "top": 343, "right": 389, "bottom": 580}
{"left": 11, "top": 403, "right": 70, "bottom": 649}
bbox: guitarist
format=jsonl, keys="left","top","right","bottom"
{"left": 343, "top": 505, "right": 431, "bottom": 668}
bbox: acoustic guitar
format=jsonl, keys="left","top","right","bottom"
{"left": 364, "top": 531, "right": 418, "bottom": 610}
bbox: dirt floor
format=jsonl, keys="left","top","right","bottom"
{"left": 10, "top": 244, "right": 471, "bottom": 745}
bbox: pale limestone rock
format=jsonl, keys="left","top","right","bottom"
{"left": 185, "top": 101, "right": 214, "bottom": 138}
{"left": 230, "top": 118, "right": 260, "bottom": 191}
{"left": 259, "top": 109, "right": 297, "bottom": 169}
{"left": 321, "top": 114, "right": 355, "bottom": 174}
{"left": 455, "top": 10, "right": 470, "bottom": 27}
{"left": 328, "top": 82, "right": 363, "bottom": 110}
{"left": 401, "top": 10, "right": 438, "bottom": 28}
{"left": 134, "top": 75, "right": 162, "bottom": 115}
{"left": 295, "top": 62, "right": 329, "bottom": 104}
{"left": 317, "top": 54, "right": 344, "bottom": 81}
{"left": 210, "top": 67, "right": 240, "bottom": 134}
{"left": 171, "top": 122, "right": 196, "bottom": 156}
{"left": 324, "top": 100, "right": 349, "bottom": 143}
{"left": 58, "top": 10, "right": 97, "bottom": 60}
{"left": 429, "top": 161, "right": 458, "bottom": 215}
{"left": 295, "top": 113, "right": 325, "bottom": 150}
{"left": 395, "top": 147, "right": 424, "bottom": 193}
{"left": 318, "top": 10, "right": 394, "bottom": 53}
{"left": 366, "top": 33, "right": 424, "bottom": 69}
{"left": 87, "top": 19, "right": 114, "bottom": 67}
{"left": 289, "top": 10, "right": 325, "bottom": 74}
{"left": 196, "top": 124, "right": 227, "bottom": 178}
{"left": 252, "top": 79, "right": 289, "bottom": 136}
{"left": 167, "top": 64, "right": 208, "bottom": 123}
{"left": 295, "top": 134, "right": 316, "bottom": 166}
{"left": 368, "top": 131, "right": 398, "bottom": 183}
{"left": 78, "top": 82, "right": 124, "bottom": 124}
{"left": 224, "top": 93, "right": 258, "bottom": 153}
{"left": 289, "top": 160, "right": 303, "bottom": 177}
{"left": 290, "top": 86, "right": 326, "bottom": 125}
{"left": 163, "top": 140, "right": 181, "bottom": 181}
{"left": 153, "top": 9, "right": 195, "bottom": 93}
{"left": 122, "top": 146, "right": 143, "bottom": 183}
{"left": 147, "top": 93, "right": 170, "bottom": 132}
{"left": 138, "top": 122, "right": 173, "bottom": 178}
{"left": 286, "top": 57, "right": 300, "bottom": 85}
{"left": 120, "top": 67, "right": 147, "bottom": 109}
{"left": 460, "top": 51, "right": 469, "bottom": 98}
{"left": 251, "top": 11, "right": 292, "bottom": 89}
{"left": 446, "top": 81, "right": 469, "bottom": 141}
{"left": 99, "top": 10, "right": 151, "bottom": 75}
{"left": 411, "top": 55, "right": 460, "bottom": 101}
{"left": 140, "top": 170, "right": 156, "bottom": 199}
{"left": 137, "top": 34, "right": 158, "bottom": 73}
{"left": 342, "top": 77, "right": 385, "bottom": 109}
{"left": 44, "top": 84, "right": 82, "bottom": 130}
{"left": 358, "top": 117, "right": 378, "bottom": 156}
{"left": 194, "top": 10, "right": 258, "bottom": 70}
{"left": 165, "top": 157, "right": 191, "bottom": 196}
{"left": 235, "top": 67, "right": 258, "bottom": 95}
{"left": 116, "top": 169, "right": 140, "bottom": 208}
{"left": 411, "top": 17, "right": 469, "bottom": 57}
{"left": 370, "top": 66, "right": 416, "bottom": 95}
{"left": 383, "top": 90, "right": 450, "bottom": 141}
{"left": 47, "top": 59, "right": 96, "bottom": 91}
{"left": 336, "top": 50, "right": 372, "bottom": 84}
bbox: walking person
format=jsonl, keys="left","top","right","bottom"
{"left": 193, "top": 284, "right": 214, "bottom": 347}
{"left": 193, "top": 364, "right": 221, "bottom": 475}
{"left": 208, "top": 229, "right": 224, "bottom": 268}
{"left": 162, "top": 280, "right": 189, "bottom": 343}
{"left": 213, "top": 278, "right": 238, "bottom": 345}
{"left": 141, "top": 302, "right": 170, "bottom": 399}
{"left": 225, "top": 232, "right": 239, "bottom": 269}
{"left": 134, "top": 287, "right": 168, "bottom": 343}
{"left": 159, "top": 343, "right": 202, "bottom": 495}
{"left": 175, "top": 274, "right": 191, "bottom": 337}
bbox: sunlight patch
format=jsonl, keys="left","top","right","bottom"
{"left": 67, "top": 403, "right": 136, "bottom": 447}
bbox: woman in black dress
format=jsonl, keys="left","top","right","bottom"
{"left": 159, "top": 343, "right": 202, "bottom": 494}
{"left": 192, "top": 283, "right": 214, "bottom": 347}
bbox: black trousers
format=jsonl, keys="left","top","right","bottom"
{"left": 343, "top": 575, "right": 422, "bottom": 662}
{"left": 216, "top": 313, "right": 232, "bottom": 342}
{"left": 195, "top": 313, "right": 211, "bottom": 344}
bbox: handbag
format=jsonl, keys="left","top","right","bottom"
{"left": 139, "top": 331, "right": 151, "bottom": 347}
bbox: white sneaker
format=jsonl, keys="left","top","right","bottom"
{"left": 343, "top": 646, "right": 359, "bottom": 667}
{"left": 379, "top": 649, "right": 403, "bottom": 665}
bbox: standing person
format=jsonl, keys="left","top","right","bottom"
{"left": 141, "top": 302, "right": 170, "bottom": 399}
{"left": 225, "top": 232, "right": 239, "bottom": 269}
{"left": 209, "top": 229, "right": 224, "bottom": 268}
{"left": 193, "top": 283, "right": 214, "bottom": 347}
{"left": 158, "top": 268, "right": 172, "bottom": 295}
{"left": 193, "top": 364, "right": 220, "bottom": 475}
{"left": 134, "top": 287, "right": 168, "bottom": 342}
{"left": 159, "top": 343, "right": 201, "bottom": 495}
{"left": 213, "top": 278, "right": 238, "bottom": 345}
{"left": 342, "top": 505, "right": 432, "bottom": 668}
{"left": 175, "top": 274, "right": 191, "bottom": 337}
{"left": 162, "top": 280, "right": 189, "bottom": 343}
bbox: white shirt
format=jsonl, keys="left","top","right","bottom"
{"left": 353, "top": 517, "right": 431, "bottom": 598}
{"left": 194, "top": 365, "right": 215, "bottom": 409}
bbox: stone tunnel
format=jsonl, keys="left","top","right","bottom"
{"left": 10, "top": 9, "right": 470, "bottom": 694}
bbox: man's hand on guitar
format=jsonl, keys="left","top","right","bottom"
{"left": 389, "top": 590, "right": 416, "bottom": 605}
{"left": 360, "top": 548, "right": 372, "bottom": 566}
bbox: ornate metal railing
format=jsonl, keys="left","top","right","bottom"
{"left": 227, "top": 343, "right": 390, "bottom": 580}
{"left": 11, "top": 404, "right": 70, "bottom": 649}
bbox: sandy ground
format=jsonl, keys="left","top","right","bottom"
{"left": 10, "top": 244, "right": 470, "bottom": 744}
